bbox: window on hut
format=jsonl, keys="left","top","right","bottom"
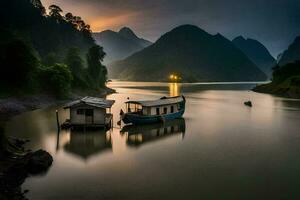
{"left": 156, "top": 108, "right": 160, "bottom": 115}
{"left": 163, "top": 107, "right": 168, "bottom": 114}
{"left": 171, "top": 106, "right": 174, "bottom": 113}
{"left": 77, "top": 109, "right": 84, "bottom": 115}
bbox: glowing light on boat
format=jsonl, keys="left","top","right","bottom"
{"left": 169, "top": 74, "right": 181, "bottom": 82}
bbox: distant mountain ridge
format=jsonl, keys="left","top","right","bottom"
{"left": 232, "top": 36, "right": 276, "bottom": 78}
{"left": 109, "top": 25, "right": 267, "bottom": 82}
{"left": 93, "top": 27, "right": 152, "bottom": 64}
{"left": 278, "top": 36, "right": 300, "bottom": 66}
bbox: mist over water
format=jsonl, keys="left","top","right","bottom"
{"left": 4, "top": 81, "right": 300, "bottom": 199}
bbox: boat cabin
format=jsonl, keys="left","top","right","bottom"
{"left": 125, "top": 96, "right": 185, "bottom": 116}
{"left": 63, "top": 97, "right": 115, "bottom": 128}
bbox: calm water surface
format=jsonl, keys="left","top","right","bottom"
{"left": 4, "top": 81, "right": 300, "bottom": 200}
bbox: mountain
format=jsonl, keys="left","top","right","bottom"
{"left": 278, "top": 36, "right": 300, "bottom": 66}
{"left": 93, "top": 27, "right": 152, "bottom": 64}
{"left": 109, "top": 25, "right": 267, "bottom": 82}
{"left": 232, "top": 36, "right": 276, "bottom": 78}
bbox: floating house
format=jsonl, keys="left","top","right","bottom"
{"left": 62, "top": 97, "right": 115, "bottom": 129}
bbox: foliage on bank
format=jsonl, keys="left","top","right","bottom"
{"left": 253, "top": 61, "right": 300, "bottom": 98}
{"left": 0, "top": 0, "right": 108, "bottom": 98}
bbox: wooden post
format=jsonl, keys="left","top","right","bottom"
{"left": 56, "top": 110, "right": 60, "bottom": 130}
{"left": 56, "top": 128, "right": 60, "bottom": 151}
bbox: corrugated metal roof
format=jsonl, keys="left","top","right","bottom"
{"left": 64, "top": 96, "right": 115, "bottom": 109}
{"left": 126, "top": 96, "right": 184, "bottom": 107}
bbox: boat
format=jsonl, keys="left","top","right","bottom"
{"left": 120, "top": 95, "right": 186, "bottom": 125}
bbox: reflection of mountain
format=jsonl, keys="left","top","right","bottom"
{"left": 121, "top": 118, "right": 186, "bottom": 147}
{"left": 64, "top": 130, "right": 112, "bottom": 160}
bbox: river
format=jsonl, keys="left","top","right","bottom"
{"left": 3, "top": 81, "right": 300, "bottom": 199}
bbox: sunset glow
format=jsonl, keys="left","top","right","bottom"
{"left": 90, "top": 13, "right": 137, "bottom": 32}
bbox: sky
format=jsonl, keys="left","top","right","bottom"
{"left": 42, "top": 0, "right": 300, "bottom": 57}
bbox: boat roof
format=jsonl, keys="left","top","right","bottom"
{"left": 64, "top": 96, "right": 115, "bottom": 109}
{"left": 125, "top": 96, "right": 184, "bottom": 107}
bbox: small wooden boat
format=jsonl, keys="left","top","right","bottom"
{"left": 121, "top": 95, "right": 186, "bottom": 125}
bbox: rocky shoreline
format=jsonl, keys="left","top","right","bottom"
{"left": 0, "top": 135, "right": 53, "bottom": 200}
{"left": 0, "top": 95, "right": 63, "bottom": 121}
{"left": 0, "top": 87, "right": 116, "bottom": 121}
{"left": 253, "top": 81, "right": 300, "bottom": 99}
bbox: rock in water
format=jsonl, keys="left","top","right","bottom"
{"left": 1, "top": 149, "right": 53, "bottom": 199}
{"left": 244, "top": 101, "right": 253, "bottom": 107}
{"left": 26, "top": 150, "right": 53, "bottom": 175}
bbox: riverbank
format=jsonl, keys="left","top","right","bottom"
{"left": 253, "top": 77, "right": 300, "bottom": 99}
{"left": 0, "top": 87, "right": 115, "bottom": 122}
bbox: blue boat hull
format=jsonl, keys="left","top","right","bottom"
{"left": 122, "top": 109, "right": 185, "bottom": 125}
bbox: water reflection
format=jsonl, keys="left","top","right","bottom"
{"left": 121, "top": 118, "right": 186, "bottom": 148}
{"left": 169, "top": 83, "right": 181, "bottom": 96}
{"left": 107, "top": 81, "right": 262, "bottom": 95}
{"left": 63, "top": 129, "right": 112, "bottom": 160}
{"left": 4, "top": 81, "right": 300, "bottom": 200}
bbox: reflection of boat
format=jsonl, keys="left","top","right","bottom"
{"left": 64, "top": 130, "right": 112, "bottom": 160}
{"left": 121, "top": 96, "right": 186, "bottom": 125}
{"left": 121, "top": 118, "right": 186, "bottom": 147}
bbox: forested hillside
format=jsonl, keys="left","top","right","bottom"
{"left": 0, "top": 0, "right": 108, "bottom": 98}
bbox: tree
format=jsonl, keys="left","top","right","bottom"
{"left": 42, "top": 52, "right": 58, "bottom": 67}
{"left": 65, "top": 47, "right": 88, "bottom": 88}
{"left": 65, "top": 12, "right": 77, "bottom": 29}
{"left": 86, "top": 45, "right": 107, "bottom": 88}
{"left": 272, "top": 60, "right": 300, "bottom": 83}
{"left": 0, "top": 38, "right": 39, "bottom": 90}
{"left": 38, "top": 64, "right": 73, "bottom": 98}
{"left": 49, "top": 5, "right": 63, "bottom": 21}
{"left": 30, "top": 0, "right": 46, "bottom": 15}
{"left": 64, "top": 13, "right": 91, "bottom": 34}
{"left": 65, "top": 12, "right": 74, "bottom": 23}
